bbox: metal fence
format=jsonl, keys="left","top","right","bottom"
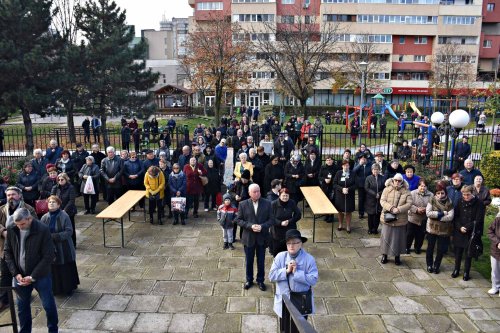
{"left": 0, "top": 124, "right": 494, "bottom": 171}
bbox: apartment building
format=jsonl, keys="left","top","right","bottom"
{"left": 188, "top": 0, "right": 499, "bottom": 107}
{"left": 142, "top": 17, "right": 189, "bottom": 90}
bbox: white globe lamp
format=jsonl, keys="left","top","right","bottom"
{"left": 430, "top": 112, "right": 445, "bottom": 125}
{"left": 449, "top": 109, "right": 470, "bottom": 129}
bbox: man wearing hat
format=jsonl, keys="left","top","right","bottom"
{"left": 269, "top": 229, "right": 318, "bottom": 322}
{"left": 453, "top": 136, "right": 471, "bottom": 172}
{"left": 235, "top": 184, "right": 274, "bottom": 291}
{"left": 374, "top": 151, "right": 388, "bottom": 175}
{"left": 143, "top": 149, "right": 159, "bottom": 171}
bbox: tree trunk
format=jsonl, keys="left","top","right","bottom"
{"left": 300, "top": 99, "right": 308, "bottom": 120}
{"left": 215, "top": 87, "right": 223, "bottom": 127}
{"left": 21, "top": 107, "right": 34, "bottom": 156}
{"left": 66, "top": 100, "right": 77, "bottom": 143}
{"left": 101, "top": 114, "right": 109, "bottom": 148}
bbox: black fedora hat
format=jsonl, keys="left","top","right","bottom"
{"left": 285, "top": 229, "right": 307, "bottom": 243}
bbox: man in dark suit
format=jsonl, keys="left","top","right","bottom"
{"left": 235, "top": 184, "right": 274, "bottom": 291}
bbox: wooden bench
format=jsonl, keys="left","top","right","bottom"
{"left": 300, "top": 186, "right": 338, "bottom": 243}
{"left": 96, "top": 190, "right": 146, "bottom": 248}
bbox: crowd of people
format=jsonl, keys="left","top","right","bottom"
{"left": 0, "top": 110, "right": 498, "bottom": 332}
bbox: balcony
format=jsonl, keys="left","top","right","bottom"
{"left": 392, "top": 62, "right": 431, "bottom": 71}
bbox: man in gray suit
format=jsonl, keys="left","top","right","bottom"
{"left": 236, "top": 184, "right": 275, "bottom": 291}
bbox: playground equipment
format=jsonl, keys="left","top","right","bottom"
{"left": 423, "top": 97, "right": 458, "bottom": 117}
{"left": 408, "top": 101, "right": 422, "bottom": 117}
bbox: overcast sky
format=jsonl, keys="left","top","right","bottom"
{"left": 114, "top": 0, "right": 194, "bottom": 35}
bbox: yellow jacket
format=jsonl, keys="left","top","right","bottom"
{"left": 233, "top": 161, "right": 253, "bottom": 180}
{"left": 144, "top": 171, "right": 166, "bottom": 199}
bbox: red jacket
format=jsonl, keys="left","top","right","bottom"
{"left": 183, "top": 163, "right": 207, "bottom": 195}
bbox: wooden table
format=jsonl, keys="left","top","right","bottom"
{"left": 301, "top": 186, "right": 338, "bottom": 243}
{"left": 96, "top": 190, "right": 146, "bottom": 248}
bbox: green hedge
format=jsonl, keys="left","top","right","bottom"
{"left": 481, "top": 151, "right": 500, "bottom": 189}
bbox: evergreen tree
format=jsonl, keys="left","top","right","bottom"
{"left": 76, "top": 0, "right": 158, "bottom": 147}
{"left": 0, "top": 0, "right": 60, "bottom": 153}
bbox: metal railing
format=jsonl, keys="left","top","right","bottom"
{"left": 281, "top": 295, "right": 317, "bottom": 333}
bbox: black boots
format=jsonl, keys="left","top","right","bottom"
{"left": 381, "top": 254, "right": 388, "bottom": 264}
{"left": 149, "top": 216, "right": 154, "bottom": 224}
{"left": 228, "top": 243, "right": 235, "bottom": 250}
{"left": 451, "top": 269, "right": 460, "bottom": 278}
{"left": 463, "top": 272, "right": 470, "bottom": 281}
{"left": 223, "top": 242, "right": 229, "bottom": 250}
{"left": 394, "top": 256, "right": 402, "bottom": 266}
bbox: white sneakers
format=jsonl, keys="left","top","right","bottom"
{"left": 487, "top": 288, "right": 499, "bottom": 295}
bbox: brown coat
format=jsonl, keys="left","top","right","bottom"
{"left": 408, "top": 189, "right": 433, "bottom": 226}
{"left": 426, "top": 196, "right": 454, "bottom": 236}
{"left": 0, "top": 202, "right": 37, "bottom": 258}
{"left": 487, "top": 215, "right": 500, "bottom": 260}
{"left": 379, "top": 178, "right": 412, "bottom": 227}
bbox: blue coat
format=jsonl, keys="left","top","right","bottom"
{"left": 168, "top": 171, "right": 186, "bottom": 197}
{"left": 403, "top": 174, "right": 421, "bottom": 191}
{"left": 31, "top": 158, "right": 48, "bottom": 178}
{"left": 45, "top": 146, "right": 63, "bottom": 164}
{"left": 123, "top": 159, "right": 144, "bottom": 186}
{"left": 215, "top": 145, "right": 227, "bottom": 162}
{"left": 459, "top": 168, "right": 483, "bottom": 186}
{"left": 16, "top": 172, "right": 40, "bottom": 202}
{"left": 269, "top": 249, "right": 318, "bottom": 318}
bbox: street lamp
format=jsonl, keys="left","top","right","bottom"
{"left": 358, "top": 61, "right": 368, "bottom": 145}
{"left": 431, "top": 109, "right": 470, "bottom": 175}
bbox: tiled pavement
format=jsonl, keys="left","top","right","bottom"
{"left": 0, "top": 206, "right": 499, "bottom": 333}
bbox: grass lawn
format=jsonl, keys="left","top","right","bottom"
{"left": 472, "top": 206, "right": 499, "bottom": 280}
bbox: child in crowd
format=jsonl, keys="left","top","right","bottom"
{"left": 217, "top": 193, "right": 238, "bottom": 250}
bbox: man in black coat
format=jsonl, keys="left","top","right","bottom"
{"left": 353, "top": 155, "right": 372, "bottom": 219}
{"left": 453, "top": 136, "right": 471, "bottom": 172}
{"left": 4, "top": 208, "right": 58, "bottom": 332}
{"left": 273, "top": 132, "right": 293, "bottom": 166}
{"left": 100, "top": 146, "right": 124, "bottom": 204}
{"left": 235, "top": 184, "right": 274, "bottom": 291}
{"left": 304, "top": 150, "right": 321, "bottom": 187}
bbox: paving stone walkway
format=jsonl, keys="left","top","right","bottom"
{"left": 0, "top": 204, "right": 499, "bottom": 333}
{"left": 1, "top": 151, "right": 499, "bottom": 332}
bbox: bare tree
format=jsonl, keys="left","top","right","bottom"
{"left": 332, "top": 34, "right": 390, "bottom": 101}
{"left": 183, "top": 13, "right": 250, "bottom": 125}
{"left": 251, "top": 6, "right": 341, "bottom": 118}
{"left": 430, "top": 42, "right": 476, "bottom": 99}
{"left": 179, "top": 54, "right": 213, "bottom": 117}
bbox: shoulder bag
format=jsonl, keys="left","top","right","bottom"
{"left": 286, "top": 256, "right": 313, "bottom": 315}
{"left": 383, "top": 211, "right": 398, "bottom": 223}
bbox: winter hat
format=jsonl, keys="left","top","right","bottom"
{"left": 241, "top": 169, "right": 251, "bottom": 180}
{"left": 223, "top": 193, "right": 232, "bottom": 202}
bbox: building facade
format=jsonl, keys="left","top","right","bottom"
{"left": 188, "top": 0, "right": 499, "bottom": 108}
{"left": 142, "top": 17, "right": 189, "bottom": 91}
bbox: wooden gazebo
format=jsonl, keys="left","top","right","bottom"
{"left": 154, "top": 85, "right": 193, "bottom": 116}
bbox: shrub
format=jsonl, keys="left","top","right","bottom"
{"left": 0, "top": 165, "right": 19, "bottom": 186}
{"left": 481, "top": 151, "right": 500, "bottom": 189}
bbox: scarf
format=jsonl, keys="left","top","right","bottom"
{"left": 430, "top": 195, "right": 452, "bottom": 212}
{"left": 48, "top": 209, "right": 61, "bottom": 233}
{"left": 289, "top": 248, "right": 302, "bottom": 260}
{"left": 279, "top": 199, "right": 288, "bottom": 207}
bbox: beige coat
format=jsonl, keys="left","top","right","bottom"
{"left": 408, "top": 189, "right": 433, "bottom": 226}
{"left": 380, "top": 178, "right": 412, "bottom": 227}
{"left": 426, "top": 196, "right": 454, "bottom": 236}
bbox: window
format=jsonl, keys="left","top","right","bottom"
{"left": 234, "top": 14, "right": 275, "bottom": 22}
{"left": 443, "top": 16, "right": 476, "bottom": 25}
{"left": 305, "top": 16, "right": 312, "bottom": 24}
{"left": 399, "top": 55, "right": 404, "bottom": 62}
{"left": 282, "top": 0, "right": 295, "bottom": 3}
{"left": 252, "top": 72, "right": 276, "bottom": 79}
{"left": 411, "top": 73, "right": 426, "bottom": 80}
{"left": 487, "top": 3, "right": 495, "bottom": 11}
{"left": 400, "top": 36, "right": 405, "bottom": 44}
{"left": 372, "top": 73, "right": 390, "bottom": 80}
{"left": 484, "top": 40, "right": 492, "bottom": 48}
{"left": 232, "top": 0, "right": 276, "bottom": 2}
{"left": 281, "top": 15, "right": 295, "bottom": 24}
{"left": 323, "top": 14, "right": 355, "bottom": 22}
{"left": 197, "top": 2, "right": 223, "bottom": 10}
{"left": 414, "top": 36, "right": 427, "bottom": 44}
{"left": 414, "top": 55, "right": 426, "bottom": 62}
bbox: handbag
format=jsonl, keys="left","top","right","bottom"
{"left": 171, "top": 197, "right": 186, "bottom": 212}
{"left": 83, "top": 176, "right": 95, "bottom": 195}
{"left": 384, "top": 211, "right": 398, "bottom": 223}
{"left": 286, "top": 257, "right": 313, "bottom": 315}
{"left": 35, "top": 199, "right": 49, "bottom": 216}
{"left": 200, "top": 176, "right": 209, "bottom": 186}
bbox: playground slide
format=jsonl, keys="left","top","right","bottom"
{"left": 385, "top": 103, "right": 399, "bottom": 120}
{"left": 408, "top": 101, "right": 422, "bottom": 117}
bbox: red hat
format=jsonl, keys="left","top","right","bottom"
{"left": 45, "top": 163, "right": 56, "bottom": 171}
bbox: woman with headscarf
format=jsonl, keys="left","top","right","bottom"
{"left": 319, "top": 156, "right": 339, "bottom": 223}
{"left": 425, "top": 181, "right": 454, "bottom": 274}
{"left": 264, "top": 155, "right": 285, "bottom": 195}
{"left": 284, "top": 155, "right": 305, "bottom": 203}
{"left": 333, "top": 160, "right": 356, "bottom": 233}
{"left": 364, "top": 164, "right": 386, "bottom": 234}
{"left": 270, "top": 188, "right": 302, "bottom": 257}
{"left": 51, "top": 173, "right": 77, "bottom": 247}
{"left": 40, "top": 195, "right": 79, "bottom": 295}
{"left": 406, "top": 178, "right": 433, "bottom": 255}
{"left": 379, "top": 173, "right": 412, "bottom": 266}
{"left": 452, "top": 185, "right": 485, "bottom": 281}
{"left": 78, "top": 156, "right": 100, "bottom": 214}
{"left": 55, "top": 150, "right": 76, "bottom": 182}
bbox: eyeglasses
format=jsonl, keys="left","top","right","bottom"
{"left": 394, "top": 179, "right": 402, "bottom": 182}
{"left": 286, "top": 241, "right": 301, "bottom": 246}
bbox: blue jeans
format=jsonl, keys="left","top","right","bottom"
{"left": 244, "top": 244, "right": 266, "bottom": 283}
{"left": 15, "top": 274, "right": 58, "bottom": 333}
